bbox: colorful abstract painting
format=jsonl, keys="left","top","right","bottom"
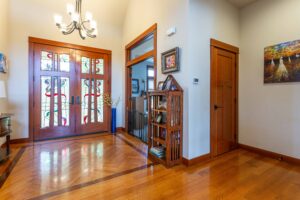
{"left": 264, "top": 40, "right": 300, "bottom": 83}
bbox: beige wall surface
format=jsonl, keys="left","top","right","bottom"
{"left": 123, "top": 0, "right": 240, "bottom": 159}
{"left": 240, "top": 0, "right": 300, "bottom": 158}
{"left": 7, "top": 0, "right": 127, "bottom": 139}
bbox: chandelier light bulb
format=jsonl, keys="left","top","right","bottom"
{"left": 67, "top": 4, "right": 75, "bottom": 15}
{"left": 85, "top": 12, "right": 93, "bottom": 21}
{"left": 54, "top": 15, "right": 62, "bottom": 25}
{"left": 60, "top": 24, "right": 67, "bottom": 33}
{"left": 72, "top": 13, "right": 80, "bottom": 22}
{"left": 91, "top": 20, "right": 97, "bottom": 29}
{"left": 81, "top": 30, "right": 87, "bottom": 38}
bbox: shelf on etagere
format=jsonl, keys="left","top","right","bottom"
{"left": 151, "top": 122, "right": 167, "bottom": 128}
{"left": 152, "top": 109, "right": 167, "bottom": 113}
{"left": 152, "top": 137, "right": 166, "bottom": 145}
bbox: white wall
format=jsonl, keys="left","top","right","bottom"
{"left": 123, "top": 0, "right": 240, "bottom": 159}
{"left": 7, "top": 0, "right": 125, "bottom": 139}
{"left": 240, "top": 0, "right": 300, "bottom": 158}
{"left": 0, "top": 0, "right": 8, "bottom": 113}
{"left": 187, "top": 0, "right": 240, "bottom": 158}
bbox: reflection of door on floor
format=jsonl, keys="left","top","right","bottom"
{"left": 30, "top": 40, "right": 111, "bottom": 141}
{"left": 129, "top": 58, "right": 154, "bottom": 143}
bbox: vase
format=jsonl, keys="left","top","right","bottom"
{"left": 111, "top": 108, "right": 117, "bottom": 134}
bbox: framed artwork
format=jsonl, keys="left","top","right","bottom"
{"left": 264, "top": 39, "right": 300, "bottom": 83}
{"left": 0, "top": 53, "right": 7, "bottom": 73}
{"left": 162, "top": 75, "right": 173, "bottom": 90}
{"left": 132, "top": 79, "right": 139, "bottom": 94}
{"left": 161, "top": 47, "right": 180, "bottom": 74}
{"left": 157, "top": 81, "right": 164, "bottom": 90}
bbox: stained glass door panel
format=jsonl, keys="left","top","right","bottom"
{"left": 33, "top": 44, "right": 76, "bottom": 140}
{"left": 76, "top": 51, "right": 110, "bottom": 134}
{"left": 32, "top": 42, "right": 111, "bottom": 140}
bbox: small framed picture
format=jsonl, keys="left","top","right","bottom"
{"left": 0, "top": 53, "right": 7, "bottom": 73}
{"left": 157, "top": 81, "right": 164, "bottom": 90}
{"left": 132, "top": 79, "right": 139, "bottom": 94}
{"left": 155, "top": 114, "right": 162, "bottom": 123}
{"left": 162, "top": 75, "right": 173, "bottom": 90}
{"left": 161, "top": 47, "right": 180, "bottom": 74}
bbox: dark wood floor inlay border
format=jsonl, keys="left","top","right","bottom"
{"left": 115, "top": 134, "right": 148, "bottom": 158}
{"left": 0, "top": 147, "right": 26, "bottom": 188}
{"left": 29, "top": 163, "right": 156, "bottom": 200}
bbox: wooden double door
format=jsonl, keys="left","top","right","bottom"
{"left": 31, "top": 40, "right": 111, "bottom": 140}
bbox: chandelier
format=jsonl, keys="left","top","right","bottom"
{"left": 54, "top": 0, "right": 98, "bottom": 40}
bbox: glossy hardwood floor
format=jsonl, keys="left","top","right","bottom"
{"left": 0, "top": 133, "right": 299, "bottom": 200}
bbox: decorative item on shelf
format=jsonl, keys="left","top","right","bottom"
{"left": 155, "top": 114, "right": 163, "bottom": 124}
{"left": 103, "top": 94, "right": 121, "bottom": 134}
{"left": 54, "top": 0, "right": 98, "bottom": 39}
{"left": 157, "top": 81, "right": 164, "bottom": 90}
{"left": 147, "top": 75, "right": 183, "bottom": 168}
{"left": 0, "top": 53, "right": 7, "bottom": 73}
{"left": 161, "top": 47, "right": 180, "bottom": 74}
{"left": 264, "top": 39, "right": 300, "bottom": 83}
{"left": 132, "top": 79, "right": 139, "bottom": 94}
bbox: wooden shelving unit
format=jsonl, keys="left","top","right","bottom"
{"left": 147, "top": 75, "right": 183, "bottom": 168}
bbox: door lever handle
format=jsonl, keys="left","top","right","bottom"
{"left": 214, "top": 105, "right": 224, "bottom": 110}
{"left": 76, "top": 96, "right": 81, "bottom": 105}
{"left": 70, "top": 96, "right": 75, "bottom": 105}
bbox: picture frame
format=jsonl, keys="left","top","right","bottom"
{"left": 0, "top": 53, "right": 7, "bottom": 73}
{"left": 157, "top": 81, "right": 164, "bottom": 90}
{"left": 161, "top": 47, "right": 180, "bottom": 74}
{"left": 162, "top": 75, "right": 173, "bottom": 90}
{"left": 155, "top": 114, "right": 162, "bottom": 124}
{"left": 132, "top": 79, "right": 139, "bottom": 94}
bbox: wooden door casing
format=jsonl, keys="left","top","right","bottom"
{"left": 29, "top": 37, "right": 112, "bottom": 141}
{"left": 210, "top": 39, "right": 239, "bottom": 157}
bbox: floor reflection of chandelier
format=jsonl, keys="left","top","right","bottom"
{"left": 54, "top": 0, "right": 98, "bottom": 40}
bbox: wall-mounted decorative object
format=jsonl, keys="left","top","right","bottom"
{"left": 132, "top": 79, "right": 139, "bottom": 94}
{"left": 54, "top": 0, "right": 98, "bottom": 39}
{"left": 161, "top": 47, "right": 180, "bottom": 74}
{"left": 264, "top": 39, "right": 300, "bottom": 83}
{"left": 0, "top": 53, "right": 7, "bottom": 73}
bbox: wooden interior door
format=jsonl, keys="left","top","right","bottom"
{"left": 211, "top": 40, "right": 238, "bottom": 157}
{"left": 33, "top": 44, "right": 76, "bottom": 140}
{"left": 75, "top": 50, "right": 111, "bottom": 134}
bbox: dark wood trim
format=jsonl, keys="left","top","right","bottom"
{"left": 29, "top": 37, "right": 112, "bottom": 54}
{"left": 125, "top": 24, "right": 157, "bottom": 49}
{"left": 0, "top": 147, "right": 26, "bottom": 188}
{"left": 29, "top": 163, "right": 156, "bottom": 200}
{"left": 210, "top": 39, "right": 239, "bottom": 54}
{"left": 182, "top": 153, "right": 211, "bottom": 167}
{"left": 116, "top": 127, "right": 126, "bottom": 133}
{"left": 210, "top": 39, "right": 239, "bottom": 158}
{"left": 125, "top": 24, "right": 157, "bottom": 132}
{"left": 239, "top": 144, "right": 300, "bottom": 165}
{"left": 115, "top": 134, "right": 148, "bottom": 158}
{"left": 10, "top": 138, "right": 31, "bottom": 144}
{"left": 125, "top": 50, "right": 155, "bottom": 67}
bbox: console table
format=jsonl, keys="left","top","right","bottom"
{"left": 0, "top": 114, "right": 11, "bottom": 162}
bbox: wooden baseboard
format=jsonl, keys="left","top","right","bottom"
{"left": 239, "top": 143, "right": 300, "bottom": 165}
{"left": 183, "top": 153, "right": 211, "bottom": 166}
{"left": 10, "top": 138, "right": 31, "bottom": 144}
{"left": 116, "top": 127, "right": 126, "bottom": 133}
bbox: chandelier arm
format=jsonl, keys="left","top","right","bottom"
{"left": 63, "top": 26, "right": 76, "bottom": 35}
{"left": 78, "top": 29, "right": 86, "bottom": 40}
{"left": 86, "top": 32, "right": 96, "bottom": 38}
{"left": 81, "top": 22, "right": 95, "bottom": 34}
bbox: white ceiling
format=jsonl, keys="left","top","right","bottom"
{"left": 227, "top": 0, "right": 258, "bottom": 8}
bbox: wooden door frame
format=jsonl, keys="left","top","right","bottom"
{"left": 29, "top": 37, "right": 112, "bottom": 142}
{"left": 125, "top": 24, "right": 157, "bottom": 132}
{"left": 210, "top": 38, "right": 239, "bottom": 157}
